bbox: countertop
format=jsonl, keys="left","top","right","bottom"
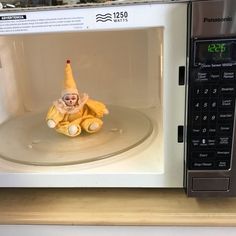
{"left": 1, "top": 188, "right": 236, "bottom": 226}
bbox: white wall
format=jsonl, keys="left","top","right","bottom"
{"left": 0, "top": 226, "right": 236, "bottom": 236}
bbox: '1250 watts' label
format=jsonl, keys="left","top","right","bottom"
{"left": 95, "top": 11, "right": 129, "bottom": 23}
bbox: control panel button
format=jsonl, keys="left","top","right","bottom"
{"left": 211, "top": 87, "right": 218, "bottom": 96}
{"left": 209, "top": 113, "right": 217, "bottom": 123}
{"left": 208, "top": 126, "right": 217, "bottom": 136}
{"left": 216, "top": 160, "right": 230, "bottom": 169}
{"left": 192, "top": 126, "right": 201, "bottom": 136}
{"left": 220, "top": 86, "right": 235, "bottom": 94}
{"left": 201, "top": 127, "right": 208, "bottom": 135}
{"left": 192, "top": 113, "right": 201, "bottom": 125}
{"left": 192, "top": 100, "right": 201, "bottom": 111}
{"left": 216, "top": 150, "right": 231, "bottom": 159}
{"left": 210, "top": 71, "right": 220, "bottom": 81}
{"left": 192, "top": 162, "right": 214, "bottom": 168}
{"left": 220, "top": 98, "right": 234, "bottom": 108}
{"left": 210, "top": 100, "right": 217, "bottom": 109}
{"left": 201, "top": 113, "right": 208, "bottom": 123}
{"left": 199, "top": 138, "right": 208, "bottom": 147}
{"left": 218, "top": 124, "right": 232, "bottom": 133}
{"left": 202, "top": 100, "right": 209, "bottom": 110}
{"left": 202, "top": 88, "right": 210, "bottom": 96}
{"left": 193, "top": 87, "right": 202, "bottom": 96}
{"left": 192, "top": 151, "right": 215, "bottom": 159}
{"left": 222, "top": 71, "right": 235, "bottom": 80}
{"left": 218, "top": 136, "right": 231, "bottom": 146}
{"left": 192, "top": 139, "right": 200, "bottom": 148}
{"left": 219, "top": 112, "right": 234, "bottom": 122}
{"left": 208, "top": 138, "right": 216, "bottom": 147}
{"left": 195, "top": 71, "right": 209, "bottom": 82}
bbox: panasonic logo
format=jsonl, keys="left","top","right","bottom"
{"left": 203, "top": 16, "right": 232, "bottom": 23}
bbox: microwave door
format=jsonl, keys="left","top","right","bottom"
{"left": 0, "top": 2, "right": 186, "bottom": 188}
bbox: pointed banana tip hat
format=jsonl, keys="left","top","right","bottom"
{"left": 61, "top": 60, "right": 79, "bottom": 97}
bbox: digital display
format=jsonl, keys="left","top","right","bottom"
{"left": 207, "top": 43, "right": 226, "bottom": 53}
{"left": 194, "top": 40, "right": 236, "bottom": 66}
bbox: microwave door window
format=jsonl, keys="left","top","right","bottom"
{"left": 0, "top": 28, "right": 163, "bottom": 166}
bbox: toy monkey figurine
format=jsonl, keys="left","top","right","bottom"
{"left": 46, "top": 60, "right": 108, "bottom": 137}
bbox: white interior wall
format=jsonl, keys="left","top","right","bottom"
{"left": 11, "top": 28, "right": 163, "bottom": 111}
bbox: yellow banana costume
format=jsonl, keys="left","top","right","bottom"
{"left": 46, "top": 60, "right": 108, "bottom": 137}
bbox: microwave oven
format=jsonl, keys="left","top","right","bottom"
{"left": 0, "top": 0, "right": 235, "bottom": 197}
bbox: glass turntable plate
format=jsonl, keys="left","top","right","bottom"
{"left": 0, "top": 106, "right": 153, "bottom": 166}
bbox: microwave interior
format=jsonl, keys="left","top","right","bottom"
{"left": 0, "top": 28, "right": 164, "bottom": 170}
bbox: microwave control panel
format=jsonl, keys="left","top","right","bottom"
{"left": 187, "top": 38, "right": 236, "bottom": 171}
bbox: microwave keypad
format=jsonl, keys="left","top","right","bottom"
{"left": 188, "top": 69, "right": 236, "bottom": 170}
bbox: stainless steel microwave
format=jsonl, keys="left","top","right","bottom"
{"left": 0, "top": 0, "right": 235, "bottom": 197}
